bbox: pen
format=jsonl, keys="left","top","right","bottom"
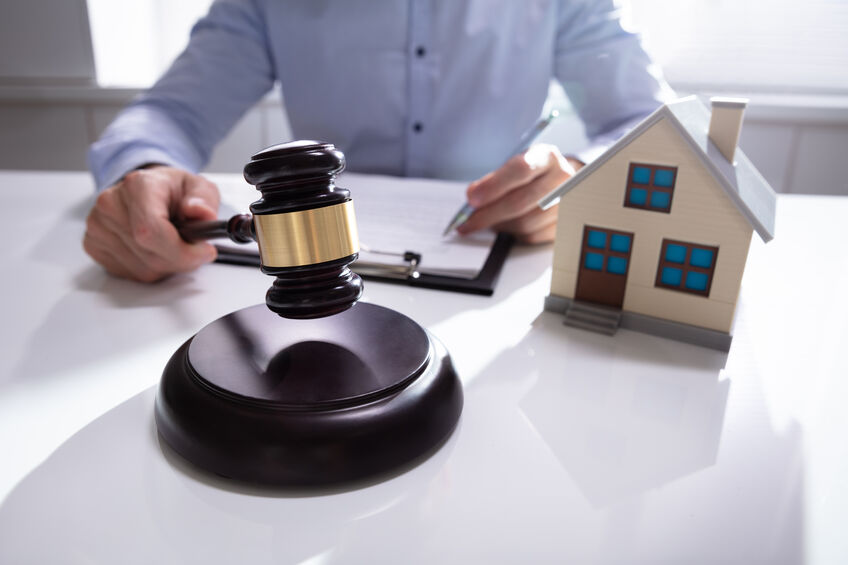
{"left": 442, "top": 108, "right": 559, "bottom": 236}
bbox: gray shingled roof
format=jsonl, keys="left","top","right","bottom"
{"left": 539, "top": 96, "right": 776, "bottom": 242}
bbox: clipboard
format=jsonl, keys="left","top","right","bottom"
{"left": 213, "top": 233, "right": 514, "bottom": 296}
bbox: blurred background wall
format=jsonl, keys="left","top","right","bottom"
{"left": 1, "top": 0, "right": 846, "bottom": 194}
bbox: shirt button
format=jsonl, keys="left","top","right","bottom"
{"left": 415, "top": 46, "right": 426, "bottom": 57}
{"left": 412, "top": 122, "right": 423, "bottom": 133}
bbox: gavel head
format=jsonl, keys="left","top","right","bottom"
{"left": 243, "top": 140, "right": 363, "bottom": 319}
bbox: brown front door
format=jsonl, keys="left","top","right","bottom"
{"left": 575, "top": 225, "right": 634, "bottom": 308}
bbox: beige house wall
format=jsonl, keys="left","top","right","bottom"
{"left": 550, "top": 117, "right": 754, "bottom": 333}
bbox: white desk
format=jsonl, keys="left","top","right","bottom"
{"left": 0, "top": 170, "right": 846, "bottom": 564}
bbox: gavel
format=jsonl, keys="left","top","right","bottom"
{"left": 178, "top": 140, "right": 363, "bottom": 319}
{"left": 156, "top": 139, "right": 463, "bottom": 488}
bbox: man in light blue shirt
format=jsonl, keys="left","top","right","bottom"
{"left": 85, "top": 0, "right": 672, "bottom": 282}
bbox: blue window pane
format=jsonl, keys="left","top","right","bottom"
{"left": 661, "top": 267, "right": 683, "bottom": 286}
{"left": 632, "top": 166, "right": 651, "bottom": 184}
{"left": 654, "top": 169, "right": 675, "bottom": 187}
{"left": 650, "top": 191, "right": 671, "bottom": 209}
{"left": 610, "top": 233, "right": 631, "bottom": 253}
{"left": 587, "top": 230, "right": 607, "bottom": 249}
{"left": 690, "top": 248, "right": 715, "bottom": 268}
{"left": 585, "top": 252, "right": 604, "bottom": 271}
{"left": 629, "top": 187, "right": 648, "bottom": 205}
{"left": 607, "top": 256, "right": 628, "bottom": 274}
{"left": 685, "top": 271, "right": 709, "bottom": 291}
{"left": 665, "top": 244, "right": 687, "bottom": 263}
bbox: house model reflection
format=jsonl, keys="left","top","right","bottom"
{"left": 541, "top": 97, "right": 776, "bottom": 351}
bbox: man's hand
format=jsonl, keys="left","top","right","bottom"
{"left": 83, "top": 166, "right": 221, "bottom": 282}
{"left": 457, "top": 144, "right": 581, "bottom": 244}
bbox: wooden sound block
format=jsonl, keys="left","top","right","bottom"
{"left": 154, "top": 302, "right": 463, "bottom": 487}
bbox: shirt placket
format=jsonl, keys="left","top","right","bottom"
{"left": 405, "top": 0, "right": 432, "bottom": 177}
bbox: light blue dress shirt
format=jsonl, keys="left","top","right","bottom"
{"left": 89, "top": 0, "right": 672, "bottom": 191}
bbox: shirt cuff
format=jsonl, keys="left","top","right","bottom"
{"left": 88, "top": 146, "right": 189, "bottom": 192}
{"left": 568, "top": 144, "right": 610, "bottom": 168}
{"left": 569, "top": 114, "right": 650, "bottom": 167}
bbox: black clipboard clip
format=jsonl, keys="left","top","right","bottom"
{"left": 355, "top": 244, "right": 422, "bottom": 281}
{"left": 212, "top": 233, "right": 514, "bottom": 297}
{"left": 213, "top": 243, "right": 423, "bottom": 281}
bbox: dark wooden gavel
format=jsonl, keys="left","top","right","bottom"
{"left": 177, "top": 213, "right": 254, "bottom": 244}
{"left": 178, "top": 140, "right": 363, "bottom": 320}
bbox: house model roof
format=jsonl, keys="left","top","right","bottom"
{"left": 540, "top": 96, "right": 777, "bottom": 242}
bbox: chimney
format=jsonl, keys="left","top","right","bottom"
{"left": 708, "top": 97, "right": 748, "bottom": 163}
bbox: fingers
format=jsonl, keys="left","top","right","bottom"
{"left": 459, "top": 161, "right": 568, "bottom": 233}
{"left": 82, "top": 167, "right": 220, "bottom": 282}
{"left": 180, "top": 196, "right": 218, "bottom": 224}
{"left": 457, "top": 145, "right": 574, "bottom": 245}
{"left": 88, "top": 187, "right": 143, "bottom": 259}
{"left": 84, "top": 197, "right": 174, "bottom": 282}
{"left": 465, "top": 153, "right": 544, "bottom": 210}
{"left": 122, "top": 170, "right": 217, "bottom": 268}
{"left": 493, "top": 203, "right": 559, "bottom": 244}
{"left": 178, "top": 174, "right": 221, "bottom": 223}
{"left": 121, "top": 169, "right": 181, "bottom": 258}
{"left": 173, "top": 174, "right": 221, "bottom": 267}
{"left": 84, "top": 218, "right": 163, "bottom": 282}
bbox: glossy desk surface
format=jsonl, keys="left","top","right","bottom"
{"left": 0, "top": 171, "right": 846, "bottom": 564}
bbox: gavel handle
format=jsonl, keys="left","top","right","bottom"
{"left": 177, "top": 213, "right": 255, "bottom": 243}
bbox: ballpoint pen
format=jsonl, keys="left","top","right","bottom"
{"left": 442, "top": 108, "right": 560, "bottom": 236}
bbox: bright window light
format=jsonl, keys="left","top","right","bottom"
{"left": 87, "top": 0, "right": 212, "bottom": 87}
{"left": 625, "top": 0, "right": 848, "bottom": 94}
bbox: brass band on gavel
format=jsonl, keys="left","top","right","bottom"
{"left": 254, "top": 201, "right": 360, "bottom": 268}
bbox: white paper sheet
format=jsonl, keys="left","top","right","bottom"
{"left": 215, "top": 172, "right": 497, "bottom": 279}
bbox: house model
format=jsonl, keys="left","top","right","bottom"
{"left": 540, "top": 96, "right": 776, "bottom": 351}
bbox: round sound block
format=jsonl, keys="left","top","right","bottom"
{"left": 154, "top": 302, "right": 463, "bottom": 487}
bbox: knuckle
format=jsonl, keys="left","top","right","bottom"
{"left": 93, "top": 189, "right": 115, "bottom": 213}
{"left": 94, "top": 189, "right": 109, "bottom": 205}
{"left": 123, "top": 169, "right": 146, "bottom": 184}
{"left": 509, "top": 155, "right": 533, "bottom": 177}
{"left": 123, "top": 171, "right": 153, "bottom": 196}
{"left": 131, "top": 221, "right": 156, "bottom": 247}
